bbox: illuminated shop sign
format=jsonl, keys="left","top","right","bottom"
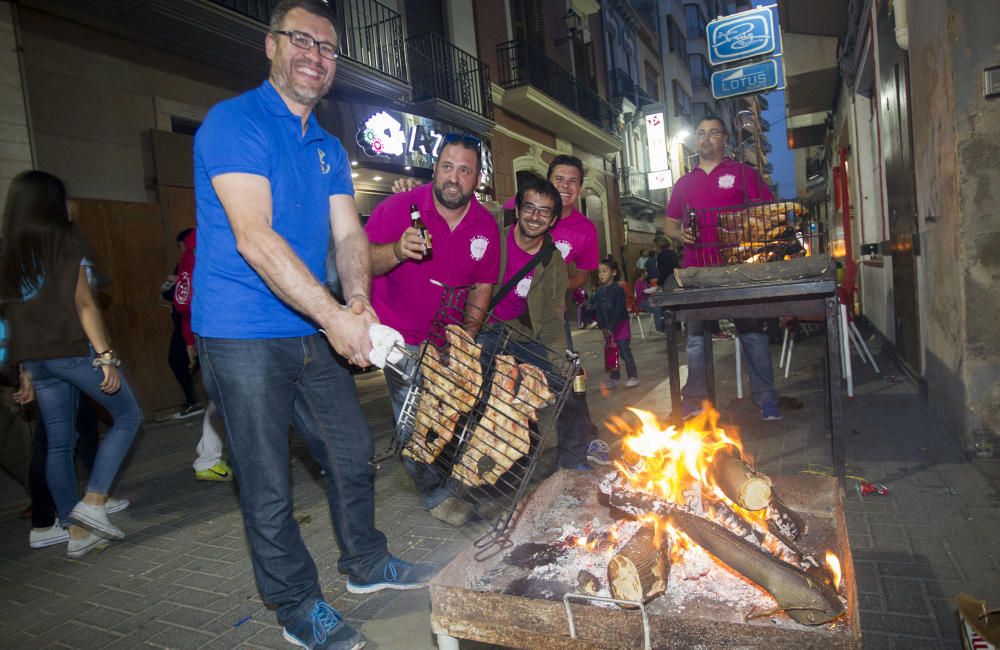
{"left": 645, "top": 112, "right": 669, "bottom": 172}
{"left": 356, "top": 110, "right": 493, "bottom": 188}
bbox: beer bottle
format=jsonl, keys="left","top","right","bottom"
{"left": 410, "top": 204, "right": 432, "bottom": 259}
{"left": 684, "top": 208, "right": 700, "bottom": 241}
{"left": 572, "top": 360, "right": 586, "bottom": 399}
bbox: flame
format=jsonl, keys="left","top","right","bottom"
{"left": 826, "top": 551, "right": 842, "bottom": 590}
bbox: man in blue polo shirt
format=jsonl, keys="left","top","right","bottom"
{"left": 193, "top": 2, "right": 432, "bottom": 648}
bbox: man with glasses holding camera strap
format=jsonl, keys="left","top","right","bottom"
{"left": 664, "top": 115, "right": 783, "bottom": 423}
{"left": 193, "top": 2, "right": 433, "bottom": 648}
{"left": 367, "top": 134, "right": 500, "bottom": 526}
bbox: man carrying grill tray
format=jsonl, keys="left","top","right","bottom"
{"left": 664, "top": 115, "right": 784, "bottom": 422}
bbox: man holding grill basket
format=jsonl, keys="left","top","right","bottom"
{"left": 664, "top": 115, "right": 783, "bottom": 422}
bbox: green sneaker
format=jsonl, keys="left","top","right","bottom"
{"left": 195, "top": 461, "right": 234, "bottom": 482}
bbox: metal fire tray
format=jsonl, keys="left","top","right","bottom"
{"left": 389, "top": 285, "right": 578, "bottom": 552}
{"left": 429, "top": 470, "right": 860, "bottom": 649}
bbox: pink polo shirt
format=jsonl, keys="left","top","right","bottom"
{"left": 367, "top": 184, "right": 500, "bottom": 344}
{"left": 491, "top": 228, "right": 534, "bottom": 322}
{"left": 550, "top": 208, "right": 599, "bottom": 272}
{"left": 665, "top": 157, "right": 773, "bottom": 268}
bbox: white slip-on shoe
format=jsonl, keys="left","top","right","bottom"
{"left": 67, "top": 531, "right": 109, "bottom": 558}
{"left": 69, "top": 501, "right": 124, "bottom": 540}
{"left": 30, "top": 522, "right": 70, "bottom": 548}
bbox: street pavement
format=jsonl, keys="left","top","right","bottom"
{"left": 0, "top": 323, "right": 997, "bottom": 649}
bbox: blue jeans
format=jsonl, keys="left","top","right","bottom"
{"left": 478, "top": 330, "right": 595, "bottom": 468}
{"left": 199, "top": 335, "right": 388, "bottom": 627}
{"left": 682, "top": 319, "right": 778, "bottom": 407}
{"left": 23, "top": 355, "right": 142, "bottom": 524}
{"left": 385, "top": 343, "right": 456, "bottom": 510}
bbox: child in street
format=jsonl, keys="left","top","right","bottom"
{"left": 591, "top": 259, "right": 638, "bottom": 389}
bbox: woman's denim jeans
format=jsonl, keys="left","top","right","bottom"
{"left": 199, "top": 334, "right": 388, "bottom": 627}
{"left": 23, "top": 355, "right": 142, "bottom": 524}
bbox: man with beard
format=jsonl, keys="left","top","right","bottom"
{"left": 367, "top": 135, "right": 500, "bottom": 526}
{"left": 193, "top": 2, "right": 432, "bottom": 648}
{"left": 664, "top": 115, "right": 782, "bottom": 422}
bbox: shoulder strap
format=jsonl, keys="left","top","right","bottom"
{"left": 488, "top": 241, "right": 556, "bottom": 313}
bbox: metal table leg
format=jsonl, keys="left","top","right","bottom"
{"left": 667, "top": 310, "right": 682, "bottom": 427}
{"left": 825, "top": 296, "right": 845, "bottom": 482}
{"left": 704, "top": 328, "right": 716, "bottom": 404}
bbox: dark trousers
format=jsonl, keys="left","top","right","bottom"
{"left": 168, "top": 313, "right": 197, "bottom": 406}
{"left": 28, "top": 399, "right": 99, "bottom": 528}
{"left": 199, "top": 334, "right": 389, "bottom": 627}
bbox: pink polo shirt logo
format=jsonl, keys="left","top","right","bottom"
{"left": 515, "top": 275, "right": 533, "bottom": 298}
{"left": 554, "top": 240, "right": 573, "bottom": 260}
{"left": 470, "top": 235, "right": 490, "bottom": 261}
{"left": 718, "top": 174, "right": 736, "bottom": 189}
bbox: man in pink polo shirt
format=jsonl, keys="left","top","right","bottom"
{"left": 664, "top": 115, "right": 782, "bottom": 422}
{"left": 367, "top": 135, "right": 499, "bottom": 525}
{"left": 547, "top": 155, "right": 600, "bottom": 351}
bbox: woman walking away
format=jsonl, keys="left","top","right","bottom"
{"left": 2, "top": 170, "right": 142, "bottom": 558}
{"left": 591, "top": 259, "right": 638, "bottom": 390}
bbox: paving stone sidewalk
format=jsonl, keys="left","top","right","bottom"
{"left": 0, "top": 326, "right": 997, "bottom": 649}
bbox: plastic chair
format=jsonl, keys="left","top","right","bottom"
{"left": 628, "top": 303, "right": 655, "bottom": 340}
{"left": 778, "top": 262, "right": 879, "bottom": 397}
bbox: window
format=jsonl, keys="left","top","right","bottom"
{"left": 673, "top": 80, "right": 692, "bottom": 124}
{"left": 684, "top": 4, "right": 705, "bottom": 39}
{"left": 667, "top": 17, "right": 687, "bottom": 59}
{"left": 644, "top": 64, "right": 660, "bottom": 101}
{"left": 688, "top": 54, "right": 710, "bottom": 88}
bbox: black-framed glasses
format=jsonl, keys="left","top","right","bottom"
{"left": 273, "top": 30, "right": 340, "bottom": 61}
{"left": 696, "top": 128, "right": 724, "bottom": 139}
{"left": 519, "top": 202, "right": 554, "bottom": 218}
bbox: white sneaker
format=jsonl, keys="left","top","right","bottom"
{"left": 69, "top": 501, "right": 124, "bottom": 540}
{"left": 67, "top": 531, "right": 109, "bottom": 558}
{"left": 30, "top": 522, "right": 70, "bottom": 548}
{"left": 105, "top": 497, "right": 130, "bottom": 514}
{"left": 625, "top": 377, "right": 640, "bottom": 388}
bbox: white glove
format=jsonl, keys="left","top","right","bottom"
{"left": 368, "top": 323, "right": 405, "bottom": 369}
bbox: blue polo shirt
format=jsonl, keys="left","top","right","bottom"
{"left": 192, "top": 81, "right": 354, "bottom": 338}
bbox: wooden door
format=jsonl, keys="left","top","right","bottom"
{"left": 876, "top": 3, "right": 921, "bottom": 372}
{"left": 70, "top": 199, "right": 181, "bottom": 416}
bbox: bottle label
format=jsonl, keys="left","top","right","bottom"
{"left": 573, "top": 374, "right": 586, "bottom": 394}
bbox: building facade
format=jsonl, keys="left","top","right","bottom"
{"left": 779, "top": 0, "right": 1000, "bottom": 453}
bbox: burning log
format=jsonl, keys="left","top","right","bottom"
{"left": 711, "top": 455, "right": 772, "bottom": 511}
{"left": 605, "top": 488, "right": 845, "bottom": 626}
{"left": 768, "top": 492, "right": 806, "bottom": 541}
{"left": 607, "top": 524, "right": 670, "bottom": 606}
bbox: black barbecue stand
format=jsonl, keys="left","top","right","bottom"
{"left": 649, "top": 266, "right": 845, "bottom": 482}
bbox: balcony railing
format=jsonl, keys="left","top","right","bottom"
{"left": 209, "top": 0, "right": 407, "bottom": 82}
{"left": 497, "top": 40, "right": 619, "bottom": 136}
{"left": 619, "top": 167, "right": 665, "bottom": 206}
{"left": 609, "top": 68, "right": 654, "bottom": 108}
{"left": 408, "top": 33, "right": 492, "bottom": 119}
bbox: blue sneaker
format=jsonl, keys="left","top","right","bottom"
{"left": 761, "top": 400, "right": 783, "bottom": 421}
{"left": 586, "top": 439, "right": 611, "bottom": 466}
{"left": 680, "top": 400, "right": 703, "bottom": 420}
{"left": 282, "top": 600, "right": 364, "bottom": 650}
{"left": 346, "top": 556, "right": 436, "bottom": 595}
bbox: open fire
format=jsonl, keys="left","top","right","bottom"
{"left": 594, "top": 403, "right": 847, "bottom": 625}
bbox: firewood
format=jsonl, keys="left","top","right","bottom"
{"left": 607, "top": 524, "right": 670, "bottom": 606}
{"left": 767, "top": 491, "right": 807, "bottom": 541}
{"left": 711, "top": 455, "right": 772, "bottom": 511}
{"left": 604, "top": 486, "right": 845, "bottom": 626}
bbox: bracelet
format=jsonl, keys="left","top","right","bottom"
{"left": 392, "top": 240, "right": 405, "bottom": 263}
{"left": 92, "top": 349, "right": 121, "bottom": 368}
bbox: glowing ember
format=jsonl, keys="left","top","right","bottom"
{"left": 826, "top": 551, "right": 842, "bottom": 590}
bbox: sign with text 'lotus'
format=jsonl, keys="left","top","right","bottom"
{"left": 711, "top": 59, "right": 780, "bottom": 99}
{"left": 706, "top": 5, "right": 779, "bottom": 66}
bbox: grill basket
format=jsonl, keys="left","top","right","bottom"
{"left": 387, "top": 285, "right": 578, "bottom": 554}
